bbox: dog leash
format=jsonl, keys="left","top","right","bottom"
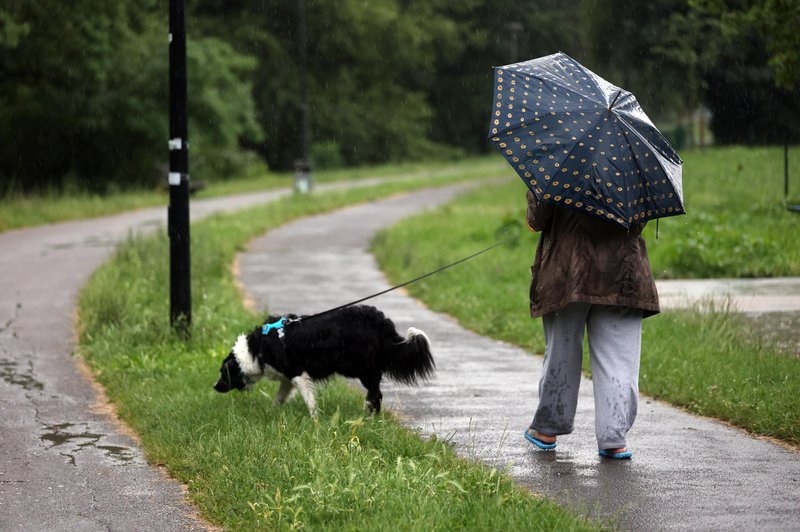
{"left": 279, "top": 233, "right": 519, "bottom": 327}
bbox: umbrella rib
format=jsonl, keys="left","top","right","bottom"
{"left": 616, "top": 114, "right": 682, "bottom": 213}
{"left": 489, "top": 95, "right": 603, "bottom": 138}
{"left": 500, "top": 66, "right": 605, "bottom": 111}
{"left": 614, "top": 107, "right": 682, "bottom": 164}
{"left": 525, "top": 53, "right": 609, "bottom": 108}
{"left": 616, "top": 116, "right": 652, "bottom": 184}
{"left": 545, "top": 109, "right": 608, "bottom": 178}
{"left": 500, "top": 107, "right": 604, "bottom": 185}
{"left": 528, "top": 73, "right": 606, "bottom": 109}
{"left": 617, "top": 113, "right": 672, "bottom": 176}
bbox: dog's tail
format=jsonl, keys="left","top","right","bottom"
{"left": 386, "top": 327, "right": 435, "bottom": 385}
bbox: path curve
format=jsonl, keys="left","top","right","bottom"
{"left": 237, "top": 183, "right": 800, "bottom": 530}
{"left": 0, "top": 178, "right": 393, "bottom": 531}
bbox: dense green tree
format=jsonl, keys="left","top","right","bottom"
{"left": 661, "top": 0, "right": 800, "bottom": 144}
{"left": 412, "top": 0, "right": 588, "bottom": 156}
{"left": 0, "top": 8, "right": 29, "bottom": 49}
{"left": 690, "top": 0, "right": 800, "bottom": 90}
{"left": 701, "top": 38, "right": 800, "bottom": 144}
{"left": 193, "top": 0, "right": 464, "bottom": 169}
{"left": 580, "top": 0, "right": 692, "bottom": 120}
{"left": 2, "top": 0, "right": 799, "bottom": 192}
{"left": 0, "top": 1, "right": 261, "bottom": 192}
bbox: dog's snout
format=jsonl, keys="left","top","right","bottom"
{"left": 214, "top": 380, "right": 230, "bottom": 393}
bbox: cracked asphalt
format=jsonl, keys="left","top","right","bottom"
{"left": 237, "top": 183, "right": 800, "bottom": 530}
{"left": 0, "top": 185, "right": 316, "bottom": 530}
{"left": 0, "top": 175, "right": 417, "bottom": 531}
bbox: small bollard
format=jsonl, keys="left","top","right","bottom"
{"left": 293, "top": 159, "right": 313, "bottom": 194}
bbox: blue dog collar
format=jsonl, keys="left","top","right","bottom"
{"left": 262, "top": 317, "right": 285, "bottom": 336}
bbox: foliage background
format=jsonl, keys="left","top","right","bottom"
{"left": 1, "top": 0, "right": 799, "bottom": 192}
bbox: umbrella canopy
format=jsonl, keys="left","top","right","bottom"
{"left": 488, "top": 52, "right": 684, "bottom": 228}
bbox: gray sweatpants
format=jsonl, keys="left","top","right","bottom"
{"left": 530, "top": 302, "right": 642, "bottom": 449}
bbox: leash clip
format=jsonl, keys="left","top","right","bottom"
{"left": 262, "top": 317, "right": 285, "bottom": 336}
{"left": 262, "top": 316, "right": 301, "bottom": 339}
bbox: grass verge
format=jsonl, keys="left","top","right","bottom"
{"left": 77, "top": 171, "right": 594, "bottom": 530}
{"left": 642, "top": 145, "right": 800, "bottom": 278}
{"left": 1, "top": 156, "right": 504, "bottom": 233}
{"left": 372, "top": 152, "right": 800, "bottom": 446}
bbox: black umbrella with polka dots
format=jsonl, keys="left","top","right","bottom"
{"left": 488, "top": 52, "right": 684, "bottom": 228}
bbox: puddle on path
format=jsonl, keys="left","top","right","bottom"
{"left": 0, "top": 358, "right": 44, "bottom": 391}
{"left": 39, "top": 422, "right": 135, "bottom": 466}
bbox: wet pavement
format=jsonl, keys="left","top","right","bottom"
{"left": 0, "top": 189, "right": 297, "bottom": 530}
{"left": 237, "top": 184, "right": 800, "bottom": 530}
{"left": 0, "top": 178, "right": 397, "bottom": 531}
{"left": 657, "top": 277, "right": 800, "bottom": 314}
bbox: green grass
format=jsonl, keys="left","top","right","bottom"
{"left": 0, "top": 156, "right": 505, "bottom": 233}
{"left": 641, "top": 309, "right": 800, "bottom": 444}
{"left": 372, "top": 146, "right": 800, "bottom": 446}
{"left": 0, "top": 189, "right": 165, "bottom": 232}
{"left": 643, "top": 146, "right": 800, "bottom": 278}
{"left": 77, "top": 171, "right": 594, "bottom": 530}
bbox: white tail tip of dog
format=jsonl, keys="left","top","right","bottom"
{"left": 406, "top": 327, "right": 430, "bottom": 343}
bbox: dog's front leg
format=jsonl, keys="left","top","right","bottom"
{"left": 273, "top": 378, "right": 295, "bottom": 406}
{"left": 291, "top": 372, "right": 317, "bottom": 417}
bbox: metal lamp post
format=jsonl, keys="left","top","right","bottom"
{"left": 294, "top": 0, "right": 312, "bottom": 194}
{"left": 168, "top": 0, "right": 191, "bottom": 334}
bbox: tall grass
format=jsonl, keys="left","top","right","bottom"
{"left": 373, "top": 147, "right": 800, "bottom": 445}
{"left": 642, "top": 309, "right": 800, "bottom": 443}
{"left": 78, "top": 174, "right": 593, "bottom": 530}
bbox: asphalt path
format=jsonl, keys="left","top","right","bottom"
{"left": 657, "top": 277, "right": 800, "bottom": 313}
{"left": 0, "top": 178, "right": 393, "bottom": 531}
{"left": 237, "top": 183, "right": 800, "bottom": 530}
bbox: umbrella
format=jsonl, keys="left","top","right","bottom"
{"left": 488, "top": 52, "right": 684, "bottom": 228}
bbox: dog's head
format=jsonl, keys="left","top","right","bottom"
{"left": 214, "top": 333, "right": 259, "bottom": 393}
{"left": 214, "top": 353, "right": 249, "bottom": 393}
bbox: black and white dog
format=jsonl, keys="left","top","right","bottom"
{"left": 213, "top": 305, "right": 434, "bottom": 416}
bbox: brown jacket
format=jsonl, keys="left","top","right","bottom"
{"left": 526, "top": 190, "right": 660, "bottom": 319}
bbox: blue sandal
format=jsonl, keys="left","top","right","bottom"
{"left": 599, "top": 448, "right": 633, "bottom": 459}
{"left": 524, "top": 430, "right": 557, "bottom": 450}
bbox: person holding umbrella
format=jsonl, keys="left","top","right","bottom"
{"left": 523, "top": 189, "right": 659, "bottom": 459}
{"left": 488, "top": 53, "right": 684, "bottom": 459}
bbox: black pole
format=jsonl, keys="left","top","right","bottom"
{"left": 168, "top": 0, "right": 191, "bottom": 334}
{"left": 299, "top": 0, "right": 310, "bottom": 164}
{"left": 785, "top": 140, "right": 789, "bottom": 201}
{"left": 293, "top": 0, "right": 312, "bottom": 193}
